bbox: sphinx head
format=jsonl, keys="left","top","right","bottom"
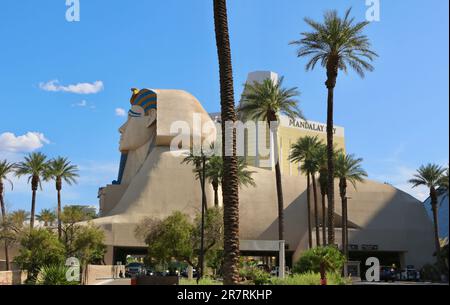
{"left": 119, "top": 89, "right": 157, "bottom": 153}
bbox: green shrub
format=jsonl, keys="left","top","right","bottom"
{"left": 293, "top": 246, "right": 345, "bottom": 274}
{"left": 270, "top": 272, "right": 350, "bottom": 285}
{"left": 36, "top": 265, "right": 79, "bottom": 285}
{"left": 14, "top": 229, "right": 66, "bottom": 283}
{"left": 420, "top": 264, "right": 441, "bottom": 282}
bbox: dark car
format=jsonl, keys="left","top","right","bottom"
{"left": 380, "top": 266, "right": 397, "bottom": 282}
{"left": 125, "top": 262, "right": 146, "bottom": 278}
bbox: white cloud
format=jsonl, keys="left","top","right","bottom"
{"left": 0, "top": 132, "right": 50, "bottom": 153}
{"left": 371, "top": 165, "right": 430, "bottom": 201}
{"left": 115, "top": 108, "right": 126, "bottom": 117}
{"left": 73, "top": 100, "right": 87, "bottom": 107}
{"left": 39, "top": 80, "right": 104, "bottom": 94}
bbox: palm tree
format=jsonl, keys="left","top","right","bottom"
{"left": 334, "top": 152, "right": 367, "bottom": 259}
{"left": 0, "top": 160, "right": 15, "bottom": 270}
{"left": 409, "top": 164, "right": 446, "bottom": 256}
{"left": 36, "top": 209, "right": 56, "bottom": 227}
{"left": 439, "top": 167, "right": 449, "bottom": 192}
{"left": 15, "top": 152, "right": 49, "bottom": 229}
{"left": 290, "top": 136, "right": 322, "bottom": 248}
{"left": 291, "top": 8, "right": 377, "bottom": 245}
{"left": 44, "top": 157, "right": 79, "bottom": 239}
{"left": 213, "top": 0, "right": 240, "bottom": 284}
{"left": 206, "top": 156, "right": 256, "bottom": 207}
{"left": 239, "top": 76, "right": 303, "bottom": 246}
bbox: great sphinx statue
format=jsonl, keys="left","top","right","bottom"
{"left": 92, "top": 88, "right": 434, "bottom": 269}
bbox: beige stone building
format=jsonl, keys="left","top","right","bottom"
{"left": 0, "top": 75, "right": 435, "bottom": 277}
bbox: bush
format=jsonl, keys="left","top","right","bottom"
{"left": 420, "top": 264, "right": 441, "bottom": 282}
{"left": 270, "top": 272, "right": 350, "bottom": 285}
{"left": 36, "top": 265, "right": 79, "bottom": 285}
{"left": 14, "top": 229, "right": 66, "bottom": 283}
{"left": 293, "top": 246, "right": 345, "bottom": 274}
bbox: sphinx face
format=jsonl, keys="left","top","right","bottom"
{"left": 119, "top": 106, "right": 156, "bottom": 153}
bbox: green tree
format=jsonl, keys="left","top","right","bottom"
{"left": 213, "top": 0, "right": 240, "bottom": 284}
{"left": 44, "top": 157, "right": 79, "bottom": 239}
{"left": 291, "top": 8, "right": 377, "bottom": 245}
{"left": 334, "top": 152, "right": 367, "bottom": 258}
{"left": 15, "top": 152, "right": 49, "bottom": 229}
{"left": 14, "top": 228, "right": 66, "bottom": 283}
{"left": 409, "top": 164, "right": 446, "bottom": 256}
{"left": 290, "top": 136, "right": 322, "bottom": 248}
{"left": 136, "top": 209, "right": 224, "bottom": 274}
{"left": 59, "top": 205, "right": 105, "bottom": 283}
{"left": 0, "top": 160, "right": 15, "bottom": 270}
{"left": 239, "top": 76, "right": 303, "bottom": 247}
{"left": 293, "top": 246, "right": 345, "bottom": 275}
{"left": 206, "top": 155, "right": 256, "bottom": 207}
{"left": 36, "top": 208, "right": 56, "bottom": 227}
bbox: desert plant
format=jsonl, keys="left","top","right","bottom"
{"left": 293, "top": 246, "right": 345, "bottom": 274}
{"left": 36, "top": 264, "right": 78, "bottom": 285}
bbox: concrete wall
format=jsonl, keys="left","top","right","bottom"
{"left": 0, "top": 270, "right": 27, "bottom": 285}
{"left": 84, "top": 264, "right": 125, "bottom": 285}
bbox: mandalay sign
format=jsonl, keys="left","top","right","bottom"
{"left": 280, "top": 116, "right": 345, "bottom": 137}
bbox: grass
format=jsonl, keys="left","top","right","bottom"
{"left": 270, "top": 272, "right": 351, "bottom": 285}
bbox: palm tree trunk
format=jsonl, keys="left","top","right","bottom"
{"left": 212, "top": 182, "right": 219, "bottom": 207}
{"left": 306, "top": 173, "right": 312, "bottom": 248}
{"left": 57, "top": 188, "right": 62, "bottom": 239}
{"left": 30, "top": 190, "right": 37, "bottom": 230}
{"left": 321, "top": 193, "right": 327, "bottom": 246}
{"left": 312, "top": 174, "right": 320, "bottom": 247}
{"left": 0, "top": 183, "right": 10, "bottom": 271}
{"left": 271, "top": 128, "right": 284, "bottom": 242}
{"left": 213, "top": 0, "right": 240, "bottom": 285}
{"left": 430, "top": 187, "right": 441, "bottom": 256}
{"left": 342, "top": 196, "right": 348, "bottom": 259}
{"left": 339, "top": 178, "right": 348, "bottom": 259}
{"left": 325, "top": 60, "right": 338, "bottom": 246}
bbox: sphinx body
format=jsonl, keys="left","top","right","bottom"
{"left": 92, "top": 89, "right": 435, "bottom": 270}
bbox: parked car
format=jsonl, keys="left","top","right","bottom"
{"left": 380, "top": 266, "right": 397, "bottom": 282}
{"left": 397, "top": 268, "right": 420, "bottom": 281}
{"left": 125, "top": 262, "right": 146, "bottom": 278}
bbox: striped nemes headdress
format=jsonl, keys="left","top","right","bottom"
{"left": 129, "top": 88, "right": 157, "bottom": 117}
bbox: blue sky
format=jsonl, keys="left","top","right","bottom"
{"left": 0, "top": 0, "right": 448, "bottom": 213}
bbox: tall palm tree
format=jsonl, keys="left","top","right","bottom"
{"left": 36, "top": 208, "right": 56, "bottom": 227}
{"left": 44, "top": 157, "right": 79, "bottom": 239}
{"left": 409, "top": 164, "right": 446, "bottom": 256}
{"left": 290, "top": 136, "right": 322, "bottom": 248}
{"left": 206, "top": 156, "right": 256, "bottom": 207}
{"left": 239, "top": 76, "right": 303, "bottom": 246}
{"left": 291, "top": 8, "right": 377, "bottom": 245}
{"left": 0, "top": 160, "right": 15, "bottom": 271}
{"left": 15, "top": 152, "right": 49, "bottom": 229}
{"left": 213, "top": 0, "right": 240, "bottom": 284}
{"left": 334, "top": 152, "right": 367, "bottom": 259}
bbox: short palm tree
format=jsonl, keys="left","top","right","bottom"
{"left": 291, "top": 8, "right": 377, "bottom": 245}
{"left": 15, "top": 152, "right": 49, "bottom": 229}
{"left": 409, "top": 164, "right": 447, "bottom": 256}
{"left": 239, "top": 76, "right": 303, "bottom": 244}
{"left": 334, "top": 152, "right": 367, "bottom": 259}
{"left": 290, "top": 136, "right": 322, "bottom": 248}
{"left": 44, "top": 157, "right": 79, "bottom": 239}
{"left": 0, "top": 160, "right": 15, "bottom": 270}
{"left": 206, "top": 156, "right": 256, "bottom": 207}
{"left": 36, "top": 209, "right": 56, "bottom": 227}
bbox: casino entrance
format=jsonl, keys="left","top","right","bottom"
{"left": 349, "top": 251, "right": 404, "bottom": 280}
